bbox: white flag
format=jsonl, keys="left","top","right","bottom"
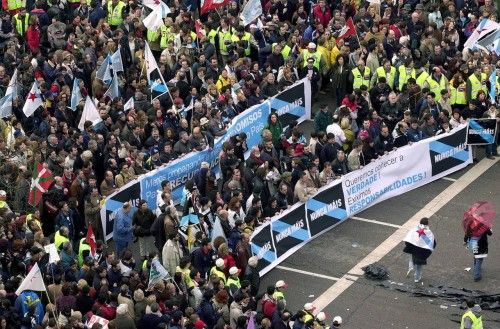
{"left": 145, "top": 42, "right": 169, "bottom": 100}
{"left": 78, "top": 96, "right": 102, "bottom": 131}
{"left": 464, "top": 19, "right": 500, "bottom": 49}
{"left": 124, "top": 97, "right": 134, "bottom": 112}
{"left": 104, "top": 71, "right": 120, "bottom": 100}
{"left": 240, "top": 0, "right": 262, "bottom": 26}
{"left": 111, "top": 48, "right": 124, "bottom": 73}
{"left": 43, "top": 244, "right": 60, "bottom": 264}
{"left": 211, "top": 217, "right": 226, "bottom": 243}
{"left": 0, "top": 68, "right": 16, "bottom": 118}
{"left": 22, "top": 81, "right": 43, "bottom": 118}
{"left": 143, "top": 10, "right": 164, "bottom": 31}
{"left": 147, "top": 257, "right": 171, "bottom": 291}
{"left": 143, "top": 0, "right": 171, "bottom": 16}
{"left": 15, "top": 263, "right": 46, "bottom": 295}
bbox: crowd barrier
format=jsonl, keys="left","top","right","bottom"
{"left": 250, "top": 125, "right": 472, "bottom": 276}
{"left": 100, "top": 79, "right": 312, "bottom": 240}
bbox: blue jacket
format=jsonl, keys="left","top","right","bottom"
{"left": 55, "top": 211, "right": 75, "bottom": 239}
{"left": 406, "top": 127, "right": 427, "bottom": 143}
{"left": 15, "top": 291, "right": 45, "bottom": 324}
{"left": 197, "top": 299, "right": 220, "bottom": 329}
{"left": 113, "top": 208, "right": 134, "bottom": 243}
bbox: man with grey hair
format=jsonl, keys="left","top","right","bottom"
{"left": 173, "top": 131, "right": 192, "bottom": 156}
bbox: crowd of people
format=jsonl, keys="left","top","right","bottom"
{"left": 1, "top": 0, "right": 500, "bottom": 327}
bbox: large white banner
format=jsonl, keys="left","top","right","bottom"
{"left": 252, "top": 125, "right": 472, "bottom": 276}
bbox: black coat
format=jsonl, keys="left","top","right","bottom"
{"left": 465, "top": 229, "right": 492, "bottom": 257}
{"left": 403, "top": 239, "right": 437, "bottom": 265}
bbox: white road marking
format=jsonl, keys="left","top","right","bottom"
{"left": 441, "top": 177, "right": 457, "bottom": 182}
{"left": 312, "top": 157, "right": 499, "bottom": 312}
{"left": 276, "top": 265, "right": 340, "bottom": 281}
{"left": 350, "top": 216, "right": 402, "bottom": 229}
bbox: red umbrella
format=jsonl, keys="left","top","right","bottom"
{"left": 463, "top": 201, "right": 496, "bottom": 237}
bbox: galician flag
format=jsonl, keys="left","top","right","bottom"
{"left": 147, "top": 257, "right": 171, "bottom": 291}
{"left": 15, "top": 263, "right": 46, "bottom": 295}
{"left": 23, "top": 81, "right": 43, "bottom": 117}
{"left": 86, "top": 225, "right": 97, "bottom": 257}
{"left": 28, "top": 163, "right": 54, "bottom": 206}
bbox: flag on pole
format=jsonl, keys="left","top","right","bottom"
{"left": 15, "top": 263, "right": 46, "bottom": 295}
{"left": 0, "top": 69, "right": 18, "bottom": 118}
{"left": 28, "top": 163, "right": 54, "bottom": 207}
{"left": 143, "top": 10, "right": 165, "bottom": 32}
{"left": 124, "top": 96, "right": 134, "bottom": 112}
{"left": 211, "top": 217, "right": 226, "bottom": 243}
{"left": 96, "top": 55, "right": 112, "bottom": 83}
{"left": 476, "top": 28, "right": 500, "bottom": 50}
{"left": 78, "top": 96, "right": 102, "bottom": 130}
{"left": 111, "top": 48, "right": 124, "bottom": 73}
{"left": 104, "top": 71, "right": 120, "bottom": 100}
{"left": 143, "top": 0, "right": 171, "bottom": 16}
{"left": 23, "top": 81, "right": 43, "bottom": 117}
{"left": 489, "top": 69, "right": 497, "bottom": 103}
{"left": 240, "top": 0, "right": 262, "bottom": 26}
{"left": 86, "top": 225, "right": 97, "bottom": 257}
{"left": 336, "top": 17, "right": 357, "bottom": 42}
{"left": 200, "top": 0, "right": 230, "bottom": 14}
{"left": 145, "top": 41, "right": 169, "bottom": 100}
{"left": 147, "top": 257, "right": 171, "bottom": 291}
{"left": 256, "top": 18, "right": 264, "bottom": 30}
{"left": 70, "top": 78, "right": 83, "bottom": 111}
{"left": 464, "top": 19, "right": 500, "bottom": 49}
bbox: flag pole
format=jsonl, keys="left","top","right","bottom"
{"left": 40, "top": 263, "right": 60, "bottom": 328}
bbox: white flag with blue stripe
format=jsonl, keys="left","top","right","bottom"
{"left": 464, "top": 19, "right": 500, "bottom": 49}
{"left": 489, "top": 69, "right": 497, "bottom": 103}
{"left": 145, "top": 41, "right": 169, "bottom": 100}
{"left": 0, "top": 69, "right": 18, "bottom": 118}
{"left": 111, "top": 48, "right": 124, "bottom": 73}
{"left": 104, "top": 71, "right": 120, "bottom": 100}
{"left": 70, "top": 78, "right": 83, "bottom": 111}
{"left": 124, "top": 96, "right": 134, "bottom": 112}
{"left": 240, "top": 0, "right": 262, "bottom": 26}
{"left": 96, "top": 54, "right": 112, "bottom": 84}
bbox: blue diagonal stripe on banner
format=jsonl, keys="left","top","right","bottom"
{"left": 429, "top": 141, "right": 469, "bottom": 162}
{"left": 271, "top": 220, "right": 309, "bottom": 241}
{"left": 270, "top": 97, "right": 306, "bottom": 118}
{"left": 106, "top": 199, "right": 124, "bottom": 212}
{"left": 306, "top": 199, "right": 348, "bottom": 220}
{"left": 469, "top": 120, "right": 494, "bottom": 143}
{"left": 251, "top": 243, "right": 276, "bottom": 263}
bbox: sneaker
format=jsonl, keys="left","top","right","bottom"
{"left": 486, "top": 155, "right": 495, "bottom": 160}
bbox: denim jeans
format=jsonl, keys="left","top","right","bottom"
{"left": 485, "top": 141, "right": 498, "bottom": 156}
{"left": 414, "top": 264, "right": 423, "bottom": 282}
{"left": 115, "top": 240, "right": 129, "bottom": 257}
{"left": 473, "top": 257, "right": 484, "bottom": 281}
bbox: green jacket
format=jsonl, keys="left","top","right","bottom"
{"left": 314, "top": 110, "right": 332, "bottom": 132}
{"left": 264, "top": 122, "right": 283, "bottom": 147}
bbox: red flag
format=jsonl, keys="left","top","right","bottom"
{"left": 28, "top": 163, "right": 54, "bottom": 206}
{"left": 195, "top": 19, "right": 205, "bottom": 39}
{"left": 200, "top": 0, "right": 230, "bottom": 14}
{"left": 336, "top": 17, "right": 357, "bottom": 42}
{"left": 86, "top": 225, "right": 97, "bottom": 257}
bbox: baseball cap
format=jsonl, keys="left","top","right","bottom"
{"left": 333, "top": 316, "right": 342, "bottom": 325}
{"left": 215, "top": 258, "right": 225, "bottom": 268}
{"left": 0, "top": 190, "right": 6, "bottom": 197}
{"left": 308, "top": 42, "right": 316, "bottom": 49}
{"left": 316, "top": 312, "right": 326, "bottom": 322}
{"left": 229, "top": 266, "right": 240, "bottom": 275}
{"left": 275, "top": 280, "right": 288, "bottom": 288}
{"left": 304, "top": 303, "right": 316, "bottom": 311}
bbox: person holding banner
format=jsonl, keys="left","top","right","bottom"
{"left": 403, "top": 217, "right": 437, "bottom": 283}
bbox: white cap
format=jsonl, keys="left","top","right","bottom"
{"left": 229, "top": 266, "right": 240, "bottom": 275}
{"left": 249, "top": 24, "right": 257, "bottom": 29}
{"left": 275, "top": 280, "right": 288, "bottom": 288}
{"left": 215, "top": 258, "right": 225, "bottom": 268}
{"left": 248, "top": 256, "right": 258, "bottom": 267}
{"left": 316, "top": 312, "right": 326, "bottom": 322}
{"left": 332, "top": 316, "right": 342, "bottom": 325}
{"left": 0, "top": 190, "right": 5, "bottom": 197}
{"left": 304, "top": 303, "right": 316, "bottom": 311}
{"left": 308, "top": 42, "right": 316, "bottom": 49}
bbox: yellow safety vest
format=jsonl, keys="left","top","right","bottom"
{"left": 302, "top": 50, "right": 321, "bottom": 70}
{"left": 208, "top": 28, "right": 218, "bottom": 44}
{"left": 147, "top": 28, "right": 160, "bottom": 42}
{"left": 107, "top": 1, "right": 125, "bottom": 26}
{"left": 218, "top": 28, "right": 233, "bottom": 55}
{"left": 450, "top": 82, "right": 467, "bottom": 105}
{"left": 416, "top": 71, "right": 429, "bottom": 88}
{"left": 78, "top": 237, "right": 91, "bottom": 266}
{"left": 232, "top": 32, "right": 252, "bottom": 56}
{"left": 67, "top": 0, "right": 80, "bottom": 4}
{"left": 159, "top": 26, "right": 171, "bottom": 49}
{"left": 7, "top": 0, "right": 26, "bottom": 10}
{"left": 460, "top": 310, "right": 483, "bottom": 329}
{"left": 304, "top": 311, "right": 314, "bottom": 323}
{"left": 426, "top": 75, "right": 447, "bottom": 101}
{"left": 54, "top": 231, "right": 69, "bottom": 250}
{"left": 226, "top": 276, "right": 241, "bottom": 289}
{"left": 210, "top": 266, "right": 227, "bottom": 283}
{"left": 398, "top": 66, "right": 416, "bottom": 91}
{"left": 468, "top": 73, "right": 488, "bottom": 100}
{"left": 273, "top": 291, "right": 284, "bottom": 300}
{"left": 351, "top": 67, "right": 371, "bottom": 89}
{"left": 281, "top": 45, "right": 291, "bottom": 59}
{"left": 13, "top": 13, "right": 29, "bottom": 35}
{"left": 0, "top": 201, "right": 7, "bottom": 209}
{"left": 376, "top": 66, "right": 397, "bottom": 89}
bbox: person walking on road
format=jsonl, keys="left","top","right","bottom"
{"left": 403, "top": 217, "right": 436, "bottom": 283}
{"left": 464, "top": 229, "right": 493, "bottom": 282}
{"left": 460, "top": 299, "right": 483, "bottom": 329}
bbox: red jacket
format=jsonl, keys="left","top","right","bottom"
{"left": 313, "top": 4, "right": 332, "bottom": 28}
{"left": 26, "top": 25, "right": 41, "bottom": 53}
